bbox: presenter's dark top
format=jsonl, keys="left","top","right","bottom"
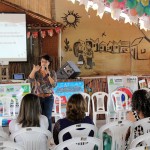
{"left": 53, "top": 116, "right": 94, "bottom": 145}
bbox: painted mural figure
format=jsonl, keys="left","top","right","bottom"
{"left": 73, "top": 41, "right": 86, "bottom": 68}
{"left": 85, "top": 41, "right": 94, "bottom": 69}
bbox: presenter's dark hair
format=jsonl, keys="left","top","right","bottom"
{"left": 132, "top": 89, "right": 150, "bottom": 117}
{"left": 66, "top": 93, "right": 86, "bottom": 122}
{"left": 17, "top": 93, "right": 41, "bottom": 127}
{"left": 40, "top": 54, "right": 52, "bottom": 63}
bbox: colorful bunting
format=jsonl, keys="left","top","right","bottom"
{"left": 27, "top": 28, "right": 61, "bottom": 38}
{"left": 68, "top": 0, "right": 150, "bottom": 31}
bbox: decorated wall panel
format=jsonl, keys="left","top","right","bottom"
{"left": 55, "top": 0, "right": 150, "bottom": 76}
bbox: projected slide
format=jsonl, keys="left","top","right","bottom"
{"left": 0, "top": 14, "right": 26, "bottom": 62}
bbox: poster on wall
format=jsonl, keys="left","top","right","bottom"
{"left": 107, "top": 76, "right": 138, "bottom": 113}
{"left": 0, "top": 83, "right": 31, "bottom": 126}
{"left": 0, "top": 83, "right": 31, "bottom": 114}
{"left": 53, "top": 81, "right": 84, "bottom": 116}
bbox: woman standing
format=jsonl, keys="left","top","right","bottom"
{"left": 29, "top": 54, "right": 57, "bottom": 131}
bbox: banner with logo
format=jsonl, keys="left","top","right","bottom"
{"left": 0, "top": 83, "right": 31, "bottom": 126}
{"left": 107, "top": 76, "right": 138, "bottom": 113}
{"left": 53, "top": 81, "right": 84, "bottom": 116}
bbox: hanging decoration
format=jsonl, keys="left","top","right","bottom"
{"left": 32, "top": 32, "right": 38, "bottom": 38}
{"left": 27, "top": 27, "right": 61, "bottom": 39}
{"left": 40, "top": 31, "right": 46, "bottom": 38}
{"left": 68, "top": 0, "right": 150, "bottom": 31}
{"left": 55, "top": 27, "right": 61, "bottom": 33}
{"left": 47, "top": 29, "right": 54, "bottom": 37}
{"left": 27, "top": 32, "right": 31, "bottom": 39}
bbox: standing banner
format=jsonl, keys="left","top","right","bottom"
{"left": 0, "top": 83, "right": 31, "bottom": 126}
{"left": 107, "top": 76, "right": 138, "bottom": 113}
{"left": 53, "top": 81, "right": 84, "bottom": 116}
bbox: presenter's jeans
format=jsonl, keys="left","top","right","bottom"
{"left": 40, "top": 95, "right": 54, "bottom": 131}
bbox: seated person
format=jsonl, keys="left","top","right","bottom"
{"left": 126, "top": 89, "right": 150, "bottom": 146}
{"left": 53, "top": 93, "right": 94, "bottom": 145}
{"left": 9, "top": 93, "right": 49, "bottom": 148}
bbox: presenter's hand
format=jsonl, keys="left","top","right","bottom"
{"left": 33, "top": 64, "right": 41, "bottom": 72}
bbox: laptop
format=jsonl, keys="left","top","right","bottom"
{"left": 12, "top": 73, "right": 25, "bottom": 80}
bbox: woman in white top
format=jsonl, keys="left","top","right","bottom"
{"left": 9, "top": 93, "right": 49, "bottom": 148}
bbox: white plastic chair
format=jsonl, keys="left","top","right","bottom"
{"left": 91, "top": 92, "right": 109, "bottom": 125}
{"left": 131, "top": 117, "right": 150, "bottom": 140}
{"left": 0, "top": 130, "right": 9, "bottom": 141}
{"left": 52, "top": 94, "right": 62, "bottom": 122}
{"left": 58, "top": 123, "right": 98, "bottom": 143}
{"left": 52, "top": 137, "right": 102, "bottom": 150}
{"left": 111, "top": 91, "right": 129, "bottom": 120}
{"left": 80, "top": 92, "right": 91, "bottom": 116}
{"left": 0, "top": 141, "right": 24, "bottom": 150}
{"left": 10, "top": 127, "right": 52, "bottom": 150}
{"left": 130, "top": 132, "right": 150, "bottom": 148}
{"left": 129, "top": 146, "right": 150, "bottom": 150}
{"left": 141, "top": 87, "right": 150, "bottom": 92}
{"left": 99, "top": 120, "right": 133, "bottom": 150}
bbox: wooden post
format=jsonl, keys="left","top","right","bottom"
{"left": 0, "top": 65, "right": 9, "bottom": 81}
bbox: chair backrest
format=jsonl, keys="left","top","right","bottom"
{"left": 80, "top": 92, "right": 90, "bottom": 116}
{"left": 131, "top": 117, "right": 150, "bottom": 140}
{"left": 141, "top": 88, "right": 150, "bottom": 92}
{"left": 129, "top": 146, "right": 150, "bottom": 150}
{"left": 58, "top": 123, "right": 98, "bottom": 143}
{"left": 99, "top": 120, "right": 133, "bottom": 150}
{"left": 10, "top": 127, "right": 52, "bottom": 150}
{"left": 130, "top": 132, "right": 150, "bottom": 148}
{"left": 0, "top": 130, "right": 9, "bottom": 141}
{"left": 91, "top": 92, "right": 108, "bottom": 112}
{"left": 0, "top": 96, "right": 16, "bottom": 117}
{"left": 0, "top": 141, "right": 24, "bottom": 150}
{"left": 53, "top": 137, "right": 102, "bottom": 150}
{"left": 52, "top": 94, "right": 62, "bottom": 117}
{"left": 111, "top": 91, "right": 129, "bottom": 112}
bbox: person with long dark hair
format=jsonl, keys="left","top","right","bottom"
{"left": 9, "top": 94, "right": 49, "bottom": 149}
{"left": 9, "top": 93, "right": 48, "bottom": 133}
{"left": 53, "top": 93, "right": 94, "bottom": 145}
{"left": 28, "top": 54, "right": 57, "bottom": 131}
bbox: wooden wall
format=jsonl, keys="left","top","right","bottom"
{"left": 5, "top": 0, "right": 52, "bottom": 18}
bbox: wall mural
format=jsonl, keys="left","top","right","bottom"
{"left": 61, "top": 10, "right": 81, "bottom": 28}
{"left": 64, "top": 38, "right": 72, "bottom": 51}
{"left": 64, "top": 36, "right": 150, "bottom": 70}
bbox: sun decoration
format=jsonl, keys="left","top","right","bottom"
{"left": 62, "top": 10, "right": 81, "bottom": 28}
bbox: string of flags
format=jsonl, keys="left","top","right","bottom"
{"left": 27, "top": 27, "right": 61, "bottom": 39}
{"left": 69, "top": 0, "right": 150, "bottom": 31}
